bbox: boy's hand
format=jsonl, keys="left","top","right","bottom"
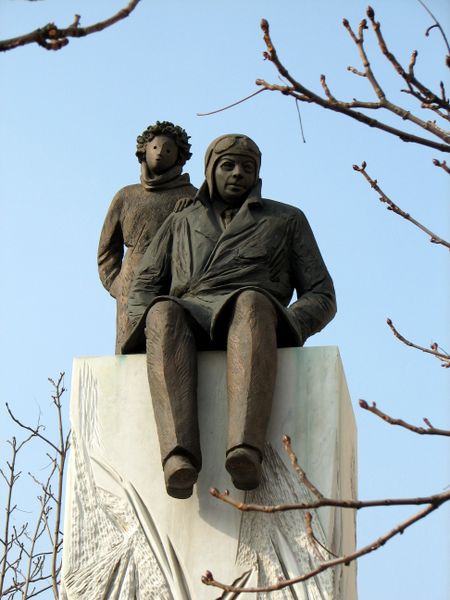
{"left": 174, "top": 196, "right": 196, "bottom": 212}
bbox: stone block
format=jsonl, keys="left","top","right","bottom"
{"left": 61, "top": 347, "right": 357, "bottom": 599}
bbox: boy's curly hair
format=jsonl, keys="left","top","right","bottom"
{"left": 136, "top": 121, "right": 192, "bottom": 166}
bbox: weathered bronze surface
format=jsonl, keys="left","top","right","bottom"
{"left": 125, "top": 134, "right": 337, "bottom": 497}
{"left": 97, "top": 121, "right": 197, "bottom": 353}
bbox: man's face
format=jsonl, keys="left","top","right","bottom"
{"left": 145, "top": 135, "right": 179, "bottom": 174}
{"left": 214, "top": 154, "right": 257, "bottom": 205}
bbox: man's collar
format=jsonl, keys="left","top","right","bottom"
{"left": 246, "top": 179, "right": 263, "bottom": 206}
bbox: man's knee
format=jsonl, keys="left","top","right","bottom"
{"left": 232, "top": 290, "right": 277, "bottom": 322}
{"left": 145, "top": 300, "right": 185, "bottom": 334}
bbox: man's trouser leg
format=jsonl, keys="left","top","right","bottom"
{"left": 145, "top": 300, "right": 201, "bottom": 470}
{"left": 226, "top": 290, "right": 278, "bottom": 458}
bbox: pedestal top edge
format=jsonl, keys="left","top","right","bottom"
{"left": 73, "top": 345, "right": 340, "bottom": 364}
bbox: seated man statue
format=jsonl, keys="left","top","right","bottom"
{"left": 123, "top": 134, "right": 337, "bottom": 499}
{"left": 97, "top": 121, "right": 197, "bottom": 353}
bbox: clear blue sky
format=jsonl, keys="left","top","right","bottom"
{"left": 1, "top": 1, "right": 449, "bottom": 598}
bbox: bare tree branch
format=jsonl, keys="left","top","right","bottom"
{"left": 367, "top": 6, "right": 449, "bottom": 111}
{"left": 210, "top": 485, "right": 450, "bottom": 514}
{"left": 210, "top": 432, "right": 450, "bottom": 514}
{"left": 0, "top": 438, "right": 20, "bottom": 596}
{"left": 202, "top": 498, "right": 445, "bottom": 594}
{"left": 256, "top": 17, "right": 450, "bottom": 153}
{"left": 49, "top": 374, "right": 68, "bottom": 598}
{"left": 0, "top": 430, "right": 38, "bottom": 598}
{"left": 22, "top": 469, "right": 55, "bottom": 600}
{"left": 419, "top": 102, "right": 450, "bottom": 123}
{"left": 0, "top": 0, "right": 141, "bottom": 52}
{"left": 359, "top": 400, "right": 450, "bottom": 436}
{"left": 1, "top": 374, "right": 69, "bottom": 598}
{"left": 5, "top": 404, "right": 60, "bottom": 455}
{"left": 353, "top": 161, "right": 450, "bottom": 249}
{"left": 205, "top": 432, "right": 450, "bottom": 593}
{"left": 342, "top": 15, "right": 386, "bottom": 101}
{"left": 387, "top": 318, "right": 450, "bottom": 366}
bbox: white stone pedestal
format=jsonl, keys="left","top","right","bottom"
{"left": 61, "top": 347, "right": 357, "bottom": 599}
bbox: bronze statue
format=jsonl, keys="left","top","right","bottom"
{"left": 124, "top": 134, "right": 337, "bottom": 499}
{"left": 97, "top": 121, "right": 197, "bottom": 353}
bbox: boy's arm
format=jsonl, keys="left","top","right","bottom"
{"left": 97, "top": 191, "right": 124, "bottom": 298}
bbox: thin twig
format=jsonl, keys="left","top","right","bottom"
{"left": 197, "top": 88, "right": 266, "bottom": 116}
{"left": 295, "top": 99, "right": 306, "bottom": 143}
{"left": 22, "top": 479, "right": 54, "bottom": 600}
{"left": 359, "top": 400, "right": 450, "bottom": 436}
{"left": 0, "top": 431, "right": 36, "bottom": 597}
{"left": 417, "top": 0, "right": 450, "bottom": 56}
{"left": 29, "top": 473, "right": 57, "bottom": 504}
{"left": 419, "top": 103, "right": 450, "bottom": 123}
{"left": 305, "top": 512, "right": 338, "bottom": 559}
{"left": 386, "top": 318, "right": 450, "bottom": 366}
{"left": 343, "top": 15, "right": 385, "bottom": 101}
{"left": 347, "top": 65, "right": 367, "bottom": 78}
{"left": 282, "top": 435, "right": 323, "bottom": 499}
{"left": 353, "top": 161, "right": 450, "bottom": 250}
{"left": 0, "top": 439, "right": 18, "bottom": 596}
{"left": 0, "top": 0, "right": 141, "bottom": 52}
{"left": 49, "top": 374, "right": 67, "bottom": 599}
{"left": 304, "top": 512, "right": 325, "bottom": 560}
{"left": 433, "top": 158, "right": 450, "bottom": 173}
{"left": 320, "top": 74, "right": 338, "bottom": 102}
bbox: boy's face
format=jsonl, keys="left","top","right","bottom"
{"left": 145, "top": 135, "right": 179, "bottom": 174}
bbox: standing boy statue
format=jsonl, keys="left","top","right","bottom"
{"left": 124, "top": 134, "right": 337, "bottom": 499}
{"left": 97, "top": 121, "right": 197, "bottom": 353}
